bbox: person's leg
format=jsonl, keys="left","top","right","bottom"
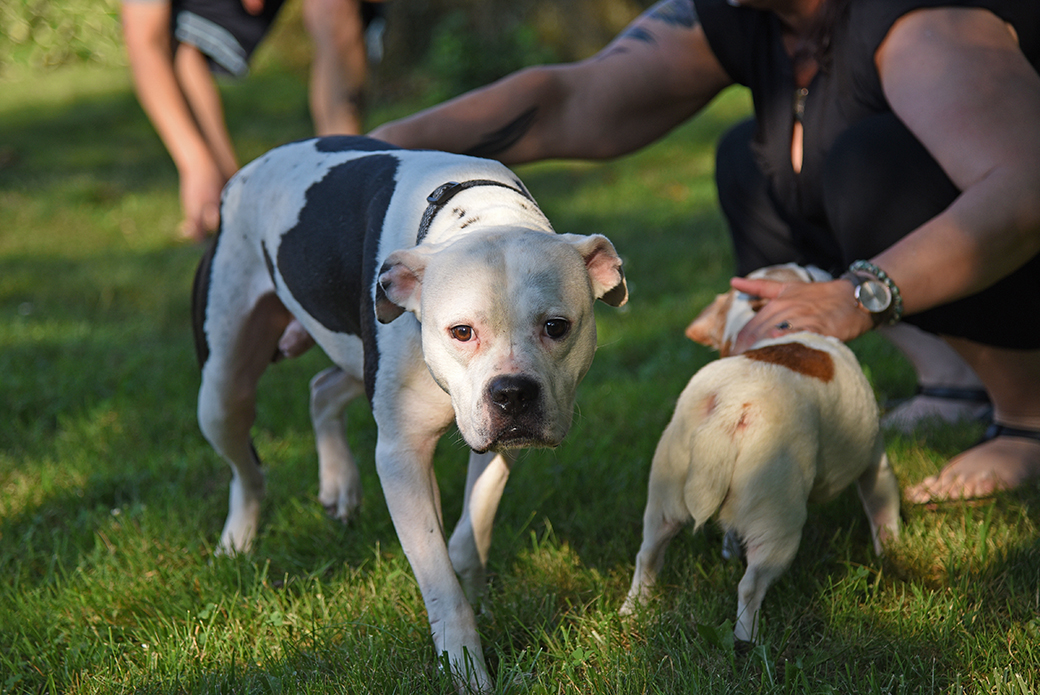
{"left": 824, "top": 113, "right": 1040, "bottom": 501}
{"left": 823, "top": 113, "right": 990, "bottom": 429}
{"left": 303, "top": 0, "right": 368, "bottom": 135}
{"left": 905, "top": 340, "right": 1040, "bottom": 502}
{"left": 716, "top": 118, "right": 803, "bottom": 275}
{"left": 173, "top": 43, "right": 239, "bottom": 180}
{"left": 877, "top": 323, "right": 989, "bottom": 432}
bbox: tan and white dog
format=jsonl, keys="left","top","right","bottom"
{"left": 621, "top": 264, "right": 900, "bottom": 643}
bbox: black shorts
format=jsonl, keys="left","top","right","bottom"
{"left": 172, "top": 0, "right": 287, "bottom": 77}
{"left": 714, "top": 114, "right": 1040, "bottom": 349}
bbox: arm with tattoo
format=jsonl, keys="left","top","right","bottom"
{"left": 370, "top": 0, "right": 729, "bottom": 163}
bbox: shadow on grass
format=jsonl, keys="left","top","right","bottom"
{"left": 3, "top": 70, "right": 1036, "bottom": 693}
{"left": 0, "top": 67, "right": 313, "bottom": 197}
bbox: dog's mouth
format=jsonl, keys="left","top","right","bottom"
{"left": 488, "top": 425, "right": 555, "bottom": 451}
{"left": 466, "top": 374, "right": 563, "bottom": 452}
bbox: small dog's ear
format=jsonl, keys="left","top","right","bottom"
{"left": 376, "top": 250, "right": 426, "bottom": 323}
{"left": 685, "top": 292, "right": 732, "bottom": 350}
{"left": 560, "top": 233, "right": 628, "bottom": 307}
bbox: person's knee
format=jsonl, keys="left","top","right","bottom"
{"left": 303, "top": 0, "right": 363, "bottom": 46}
{"left": 823, "top": 113, "right": 958, "bottom": 259}
{"left": 715, "top": 118, "right": 759, "bottom": 207}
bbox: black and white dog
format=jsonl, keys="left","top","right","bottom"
{"left": 192, "top": 136, "right": 627, "bottom": 690}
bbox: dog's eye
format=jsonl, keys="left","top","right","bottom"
{"left": 544, "top": 318, "right": 570, "bottom": 340}
{"left": 449, "top": 325, "right": 474, "bottom": 342}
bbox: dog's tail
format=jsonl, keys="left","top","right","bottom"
{"left": 191, "top": 235, "right": 219, "bottom": 368}
{"left": 652, "top": 386, "right": 738, "bottom": 530}
{"left": 681, "top": 422, "right": 739, "bottom": 530}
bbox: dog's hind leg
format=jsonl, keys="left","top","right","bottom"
{"left": 448, "top": 450, "right": 514, "bottom": 605}
{"left": 856, "top": 444, "right": 901, "bottom": 555}
{"left": 621, "top": 417, "right": 705, "bottom": 616}
{"left": 621, "top": 450, "right": 691, "bottom": 616}
{"left": 310, "top": 366, "right": 365, "bottom": 521}
{"left": 198, "top": 291, "right": 292, "bottom": 554}
{"left": 620, "top": 507, "right": 684, "bottom": 616}
{"left": 734, "top": 527, "right": 802, "bottom": 643}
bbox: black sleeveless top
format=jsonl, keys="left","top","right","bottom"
{"left": 694, "top": 0, "right": 1040, "bottom": 229}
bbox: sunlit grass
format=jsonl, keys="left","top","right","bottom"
{"left": 1, "top": 61, "right": 1037, "bottom": 694}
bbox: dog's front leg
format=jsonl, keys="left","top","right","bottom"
{"left": 448, "top": 450, "right": 514, "bottom": 605}
{"left": 376, "top": 436, "right": 491, "bottom": 692}
{"left": 309, "top": 367, "right": 364, "bottom": 521}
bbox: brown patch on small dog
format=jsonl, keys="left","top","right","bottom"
{"left": 743, "top": 342, "right": 835, "bottom": 382}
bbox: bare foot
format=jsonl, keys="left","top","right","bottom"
{"left": 905, "top": 427, "right": 1040, "bottom": 503}
{"left": 882, "top": 387, "right": 991, "bottom": 433}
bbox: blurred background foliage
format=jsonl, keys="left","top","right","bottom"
{"left": 1, "top": 0, "right": 125, "bottom": 72}
{"left": 1, "top": 0, "right": 652, "bottom": 98}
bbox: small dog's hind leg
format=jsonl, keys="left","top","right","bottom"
{"left": 621, "top": 507, "right": 684, "bottom": 615}
{"left": 734, "top": 529, "right": 801, "bottom": 643}
{"left": 310, "top": 366, "right": 365, "bottom": 521}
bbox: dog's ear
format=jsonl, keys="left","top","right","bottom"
{"left": 376, "top": 249, "right": 426, "bottom": 323}
{"left": 685, "top": 291, "right": 732, "bottom": 350}
{"left": 561, "top": 233, "right": 628, "bottom": 307}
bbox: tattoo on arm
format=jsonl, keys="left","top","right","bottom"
{"left": 619, "top": 0, "right": 698, "bottom": 44}
{"left": 463, "top": 106, "right": 538, "bottom": 159}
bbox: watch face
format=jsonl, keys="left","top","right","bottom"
{"left": 856, "top": 279, "right": 892, "bottom": 314}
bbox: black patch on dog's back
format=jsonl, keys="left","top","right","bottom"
{"left": 315, "top": 135, "right": 400, "bottom": 154}
{"left": 276, "top": 153, "right": 400, "bottom": 398}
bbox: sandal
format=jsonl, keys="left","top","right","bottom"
{"left": 884, "top": 385, "right": 992, "bottom": 416}
{"left": 980, "top": 423, "right": 1040, "bottom": 445}
{"left": 919, "top": 386, "right": 993, "bottom": 424}
{"left": 882, "top": 385, "right": 993, "bottom": 432}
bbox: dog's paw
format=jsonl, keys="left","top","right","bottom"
{"left": 320, "top": 483, "right": 362, "bottom": 522}
{"left": 734, "top": 637, "right": 755, "bottom": 657}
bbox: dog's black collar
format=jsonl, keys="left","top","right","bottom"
{"left": 416, "top": 179, "right": 533, "bottom": 244}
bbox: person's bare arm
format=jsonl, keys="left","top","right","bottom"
{"left": 872, "top": 7, "right": 1040, "bottom": 314}
{"left": 369, "top": 0, "right": 733, "bottom": 164}
{"left": 122, "top": 1, "right": 226, "bottom": 238}
{"left": 733, "top": 7, "right": 1040, "bottom": 352}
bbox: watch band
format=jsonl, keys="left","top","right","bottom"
{"left": 846, "top": 260, "right": 903, "bottom": 326}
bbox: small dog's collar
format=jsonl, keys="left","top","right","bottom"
{"left": 417, "top": 179, "right": 533, "bottom": 243}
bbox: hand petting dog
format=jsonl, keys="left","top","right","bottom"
{"left": 730, "top": 274, "right": 875, "bottom": 354}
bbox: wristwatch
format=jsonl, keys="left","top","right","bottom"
{"left": 841, "top": 260, "right": 903, "bottom": 327}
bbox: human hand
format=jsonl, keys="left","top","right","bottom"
{"left": 730, "top": 276, "right": 874, "bottom": 353}
{"left": 178, "top": 160, "right": 226, "bottom": 242}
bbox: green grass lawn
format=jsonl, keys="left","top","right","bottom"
{"left": 1, "top": 63, "right": 1038, "bottom": 694}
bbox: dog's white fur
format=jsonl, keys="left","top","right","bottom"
{"left": 621, "top": 264, "right": 900, "bottom": 643}
{"left": 193, "top": 137, "right": 627, "bottom": 691}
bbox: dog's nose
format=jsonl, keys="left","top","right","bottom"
{"left": 488, "top": 375, "right": 540, "bottom": 414}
